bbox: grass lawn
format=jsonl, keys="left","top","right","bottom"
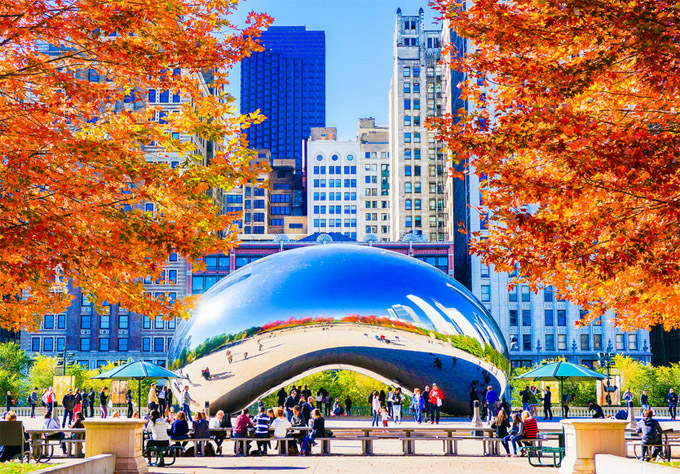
{"left": 0, "top": 462, "right": 51, "bottom": 474}
{"left": 660, "top": 461, "right": 680, "bottom": 469}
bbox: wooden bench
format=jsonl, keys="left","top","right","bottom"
{"left": 232, "top": 437, "right": 298, "bottom": 456}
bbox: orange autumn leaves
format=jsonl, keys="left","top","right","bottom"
{"left": 432, "top": 0, "right": 680, "bottom": 330}
{"left": 0, "top": 0, "right": 271, "bottom": 331}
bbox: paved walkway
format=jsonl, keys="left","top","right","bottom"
{"left": 146, "top": 453, "right": 546, "bottom": 474}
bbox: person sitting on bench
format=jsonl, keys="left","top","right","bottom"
{"left": 145, "top": 410, "right": 170, "bottom": 464}
{"left": 637, "top": 409, "right": 664, "bottom": 462}
{"left": 42, "top": 411, "right": 67, "bottom": 455}
{"left": 0, "top": 411, "right": 29, "bottom": 461}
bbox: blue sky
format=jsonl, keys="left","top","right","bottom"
{"left": 228, "top": 0, "right": 441, "bottom": 141}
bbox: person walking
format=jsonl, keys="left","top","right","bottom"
{"left": 543, "top": 386, "right": 553, "bottom": 420}
{"left": 640, "top": 390, "right": 650, "bottom": 410}
{"left": 28, "top": 388, "right": 38, "bottom": 418}
{"left": 669, "top": 388, "right": 678, "bottom": 420}
{"left": 422, "top": 385, "right": 431, "bottom": 423}
{"left": 623, "top": 388, "right": 634, "bottom": 409}
{"left": 181, "top": 386, "right": 194, "bottom": 418}
{"left": 74, "top": 388, "right": 82, "bottom": 416}
{"left": 61, "top": 389, "right": 76, "bottom": 427}
{"left": 148, "top": 383, "right": 159, "bottom": 412}
{"left": 392, "top": 388, "right": 403, "bottom": 424}
{"left": 485, "top": 385, "right": 499, "bottom": 422}
{"left": 386, "top": 388, "right": 394, "bottom": 418}
{"left": 88, "top": 389, "right": 95, "bottom": 417}
{"left": 370, "top": 391, "right": 381, "bottom": 427}
{"left": 429, "top": 383, "right": 444, "bottom": 424}
{"left": 126, "top": 390, "right": 134, "bottom": 418}
{"left": 99, "top": 387, "right": 108, "bottom": 419}
{"left": 562, "top": 393, "right": 574, "bottom": 419}
{"left": 5, "top": 391, "right": 12, "bottom": 414}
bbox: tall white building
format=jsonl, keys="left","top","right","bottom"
{"left": 389, "top": 8, "right": 446, "bottom": 242}
{"left": 438, "top": 17, "right": 651, "bottom": 368}
{"left": 305, "top": 128, "right": 360, "bottom": 239}
{"left": 358, "top": 118, "right": 391, "bottom": 242}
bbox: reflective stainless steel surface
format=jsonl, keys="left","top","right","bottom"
{"left": 168, "top": 244, "right": 509, "bottom": 415}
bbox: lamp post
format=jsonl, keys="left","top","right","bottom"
{"left": 598, "top": 352, "right": 617, "bottom": 406}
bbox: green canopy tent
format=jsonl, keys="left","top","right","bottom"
{"left": 91, "top": 360, "right": 180, "bottom": 414}
{"left": 514, "top": 361, "right": 606, "bottom": 418}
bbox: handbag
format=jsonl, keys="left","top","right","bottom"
{"left": 437, "top": 398, "right": 442, "bottom": 407}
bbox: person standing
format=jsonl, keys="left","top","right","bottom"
{"left": 284, "top": 389, "right": 298, "bottom": 421}
{"left": 61, "top": 389, "right": 76, "bottom": 428}
{"left": 543, "top": 386, "right": 553, "bottom": 420}
{"left": 469, "top": 385, "right": 479, "bottom": 419}
{"left": 81, "top": 388, "right": 88, "bottom": 419}
{"left": 623, "top": 388, "right": 634, "bottom": 409}
{"left": 165, "top": 387, "right": 173, "bottom": 415}
{"left": 562, "top": 393, "right": 573, "bottom": 419}
{"left": 344, "top": 395, "right": 352, "bottom": 416}
{"left": 668, "top": 388, "right": 678, "bottom": 420}
{"left": 181, "top": 385, "right": 194, "bottom": 418}
{"left": 28, "top": 388, "right": 38, "bottom": 418}
{"left": 5, "top": 391, "right": 12, "bottom": 413}
{"left": 392, "top": 388, "right": 403, "bottom": 424}
{"left": 148, "top": 383, "right": 159, "bottom": 412}
{"left": 640, "top": 390, "right": 650, "bottom": 410}
{"left": 429, "top": 383, "right": 444, "bottom": 424}
{"left": 277, "top": 387, "right": 288, "bottom": 408}
{"left": 99, "top": 387, "right": 109, "bottom": 419}
{"left": 74, "top": 388, "right": 82, "bottom": 416}
{"left": 371, "top": 391, "right": 381, "bottom": 427}
{"left": 88, "top": 389, "right": 95, "bottom": 417}
{"left": 386, "top": 388, "right": 394, "bottom": 418}
{"left": 158, "top": 386, "right": 166, "bottom": 415}
{"left": 485, "top": 385, "right": 499, "bottom": 422}
{"left": 45, "top": 386, "right": 55, "bottom": 414}
{"left": 126, "top": 389, "right": 134, "bottom": 418}
{"left": 422, "top": 385, "right": 431, "bottom": 423}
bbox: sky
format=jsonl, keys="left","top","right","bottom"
{"left": 227, "top": 0, "right": 442, "bottom": 141}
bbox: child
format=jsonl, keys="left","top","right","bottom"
{"left": 380, "top": 406, "right": 390, "bottom": 429}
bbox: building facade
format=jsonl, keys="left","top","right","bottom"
{"left": 305, "top": 130, "right": 360, "bottom": 239}
{"left": 358, "top": 118, "right": 391, "bottom": 242}
{"left": 438, "top": 17, "right": 651, "bottom": 368}
{"left": 389, "top": 8, "right": 447, "bottom": 242}
{"left": 240, "top": 26, "right": 326, "bottom": 172}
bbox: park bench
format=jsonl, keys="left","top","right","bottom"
{"left": 232, "top": 436, "right": 298, "bottom": 456}
{"left": 144, "top": 444, "right": 184, "bottom": 466}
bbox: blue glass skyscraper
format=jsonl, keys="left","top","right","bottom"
{"left": 241, "top": 26, "right": 326, "bottom": 172}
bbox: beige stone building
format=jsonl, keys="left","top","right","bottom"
{"left": 357, "top": 118, "right": 391, "bottom": 241}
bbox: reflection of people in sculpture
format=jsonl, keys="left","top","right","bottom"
{"left": 226, "top": 350, "right": 232, "bottom": 364}
{"left": 202, "top": 367, "right": 211, "bottom": 380}
{"left": 243, "top": 352, "right": 248, "bottom": 360}
{"left": 258, "top": 340, "right": 263, "bottom": 351}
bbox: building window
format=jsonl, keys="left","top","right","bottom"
{"left": 510, "top": 334, "right": 518, "bottom": 351}
{"left": 594, "top": 334, "right": 602, "bottom": 351}
{"left": 405, "top": 165, "right": 411, "bottom": 176}
{"left": 99, "top": 338, "right": 109, "bottom": 351}
{"left": 414, "top": 199, "right": 421, "bottom": 210}
{"left": 81, "top": 315, "right": 91, "bottom": 329}
{"left": 31, "top": 338, "right": 40, "bottom": 352}
{"left": 509, "top": 310, "right": 518, "bottom": 327}
{"left": 168, "top": 317, "right": 176, "bottom": 330}
{"left": 545, "top": 334, "right": 555, "bottom": 351}
{"left": 168, "top": 270, "right": 177, "bottom": 284}
{"left": 154, "top": 337, "right": 164, "bottom": 352}
{"left": 118, "top": 338, "right": 128, "bottom": 352}
{"left": 481, "top": 285, "right": 491, "bottom": 302}
{"left": 80, "top": 338, "right": 90, "bottom": 352}
{"left": 100, "top": 315, "right": 110, "bottom": 329}
{"left": 509, "top": 288, "right": 517, "bottom": 302}
{"left": 143, "top": 316, "right": 151, "bottom": 329}
{"left": 44, "top": 315, "right": 54, "bottom": 329}
{"left": 403, "top": 66, "right": 410, "bottom": 77}
{"left": 522, "top": 334, "right": 532, "bottom": 351}
{"left": 545, "top": 310, "right": 554, "bottom": 326}
{"left": 628, "top": 334, "right": 638, "bottom": 351}
{"left": 118, "top": 315, "right": 129, "bottom": 329}
{"left": 56, "top": 337, "right": 65, "bottom": 352}
{"left": 404, "top": 133, "right": 411, "bottom": 143}
{"left": 521, "top": 286, "right": 531, "bottom": 302}
{"left": 405, "top": 183, "right": 412, "bottom": 193}
{"left": 405, "top": 216, "right": 413, "bottom": 227}
{"left": 57, "top": 315, "right": 65, "bottom": 329}
{"left": 404, "top": 99, "right": 411, "bottom": 109}
{"left": 557, "top": 334, "right": 567, "bottom": 350}
{"left": 522, "top": 310, "right": 531, "bottom": 326}
{"left": 154, "top": 317, "right": 164, "bottom": 329}
{"left": 142, "top": 337, "right": 151, "bottom": 352}
{"left": 405, "top": 199, "right": 412, "bottom": 210}
{"left": 557, "top": 310, "right": 567, "bottom": 326}
{"left": 581, "top": 334, "right": 590, "bottom": 351}
{"left": 544, "top": 286, "right": 553, "bottom": 302}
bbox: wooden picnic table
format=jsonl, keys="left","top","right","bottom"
{"left": 25, "top": 428, "right": 86, "bottom": 458}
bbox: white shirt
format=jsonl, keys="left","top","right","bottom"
{"left": 387, "top": 392, "right": 393, "bottom": 402}
{"left": 271, "top": 417, "right": 291, "bottom": 438}
{"left": 209, "top": 417, "right": 223, "bottom": 429}
{"left": 42, "top": 418, "right": 60, "bottom": 430}
{"left": 372, "top": 396, "right": 381, "bottom": 411}
{"left": 146, "top": 419, "right": 170, "bottom": 441}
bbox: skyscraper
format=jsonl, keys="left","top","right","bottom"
{"left": 389, "top": 8, "right": 446, "bottom": 242}
{"left": 241, "top": 26, "right": 326, "bottom": 172}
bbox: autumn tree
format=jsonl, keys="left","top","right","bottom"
{"left": 0, "top": 0, "right": 271, "bottom": 331}
{"left": 432, "top": 0, "right": 680, "bottom": 329}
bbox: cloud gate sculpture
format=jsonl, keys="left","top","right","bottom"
{"left": 168, "top": 245, "right": 509, "bottom": 415}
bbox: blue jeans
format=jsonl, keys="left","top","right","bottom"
{"left": 510, "top": 434, "right": 525, "bottom": 454}
{"left": 501, "top": 434, "right": 513, "bottom": 454}
{"left": 182, "top": 404, "right": 191, "bottom": 418}
{"left": 62, "top": 410, "right": 73, "bottom": 428}
{"left": 371, "top": 409, "right": 379, "bottom": 426}
{"left": 30, "top": 403, "right": 36, "bottom": 418}
{"left": 301, "top": 434, "right": 317, "bottom": 454}
{"left": 393, "top": 405, "right": 402, "bottom": 423}
{"left": 414, "top": 408, "right": 422, "bottom": 423}
{"left": 430, "top": 404, "right": 440, "bottom": 423}
{"left": 670, "top": 403, "right": 677, "bottom": 419}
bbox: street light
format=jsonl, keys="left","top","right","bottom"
{"left": 598, "top": 351, "right": 617, "bottom": 406}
